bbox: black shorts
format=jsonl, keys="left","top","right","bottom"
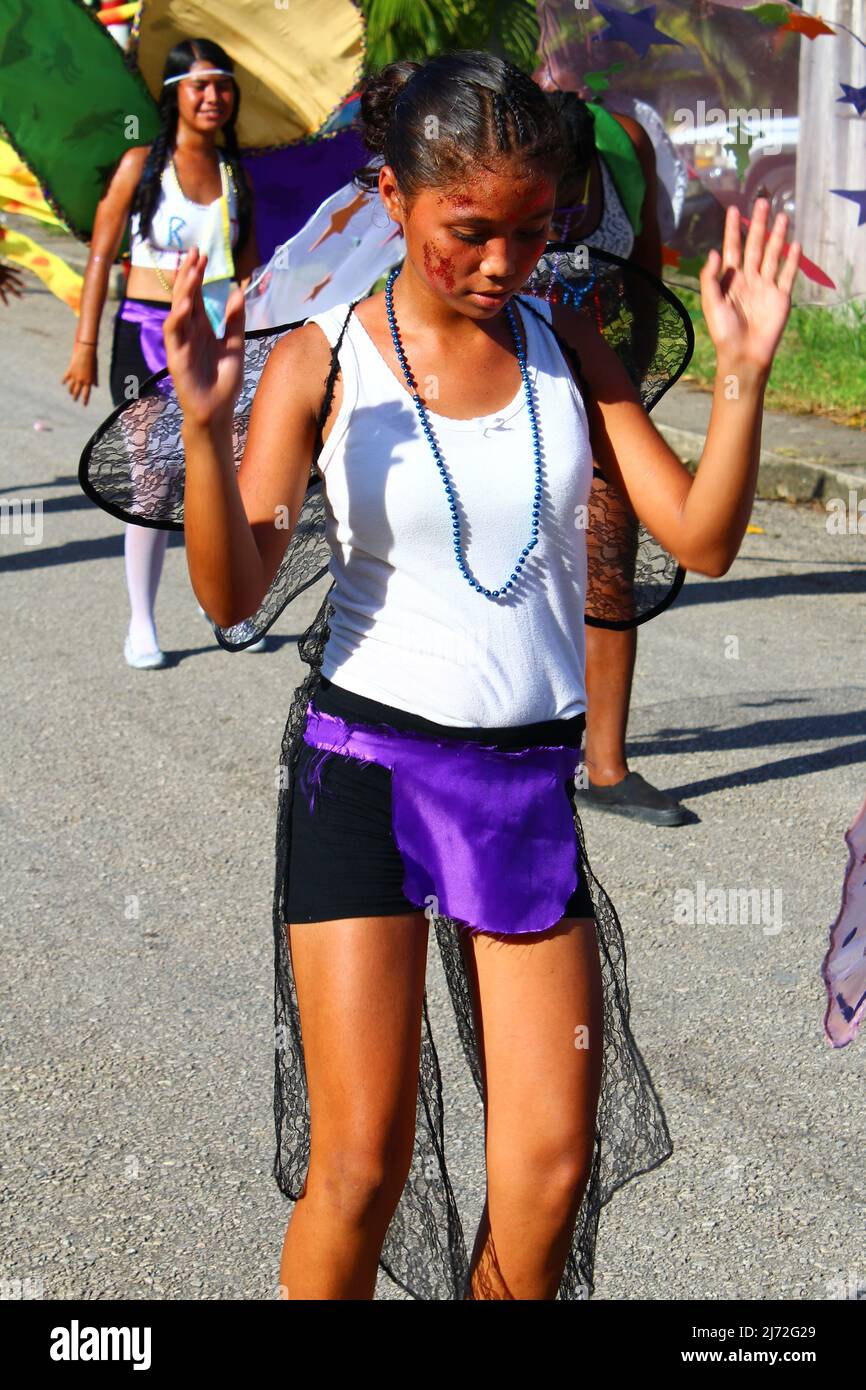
{"left": 109, "top": 298, "right": 169, "bottom": 409}
{"left": 284, "top": 677, "right": 596, "bottom": 927}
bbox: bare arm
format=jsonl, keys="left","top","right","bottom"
{"left": 61, "top": 146, "right": 148, "bottom": 404}
{"left": 166, "top": 246, "right": 330, "bottom": 626}
{"left": 554, "top": 201, "right": 801, "bottom": 577}
{"left": 612, "top": 111, "right": 663, "bottom": 378}
{"left": 612, "top": 111, "right": 662, "bottom": 279}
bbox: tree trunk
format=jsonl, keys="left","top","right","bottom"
{"left": 796, "top": 0, "right": 866, "bottom": 306}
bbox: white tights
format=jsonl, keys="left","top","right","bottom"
{"left": 124, "top": 522, "right": 169, "bottom": 655}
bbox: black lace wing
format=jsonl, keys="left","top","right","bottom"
{"left": 78, "top": 311, "right": 354, "bottom": 651}
{"left": 518, "top": 243, "right": 695, "bottom": 628}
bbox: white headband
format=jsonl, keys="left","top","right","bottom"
{"left": 163, "top": 68, "right": 233, "bottom": 86}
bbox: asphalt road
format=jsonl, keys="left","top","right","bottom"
{"left": 2, "top": 277, "right": 864, "bottom": 1302}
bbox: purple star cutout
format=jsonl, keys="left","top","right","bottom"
{"left": 838, "top": 83, "right": 866, "bottom": 117}
{"left": 830, "top": 189, "right": 866, "bottom": 225}
{"left": 592, "top": 3, "right": 683, "bottom": 60}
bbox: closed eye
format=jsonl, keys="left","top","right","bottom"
{"left": 452, "top": 226, "right": 549, "bottom": 245}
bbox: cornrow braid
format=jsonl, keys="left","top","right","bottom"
{"left": 504, "top": 83, "right": 527, "bottom": 143}
{"left": 491, "top": 91, "right": 509, "bottom": 152}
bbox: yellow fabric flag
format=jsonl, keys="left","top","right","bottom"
{"left": 0, "top": 139, "right": 68, "bottom": 230}
{"left": 0, "top": 224, "right": 82, "bottom": 314}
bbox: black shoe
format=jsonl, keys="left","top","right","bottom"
{"left": 574, "top": 770, "right": 691, "bottom": 826}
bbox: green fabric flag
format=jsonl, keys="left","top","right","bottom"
{"left": 586, "top": 101, "right": 645, "bottom": 238}
{"left": 0, "top": 0, "right": 159, "bottom": 247}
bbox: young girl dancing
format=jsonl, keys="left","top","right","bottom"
{"left": 161, "top": 51, "right": 800, "bottom": 1300}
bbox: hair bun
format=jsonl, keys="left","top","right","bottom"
{"left": 359, "top": 60, "right": 422, "bottom": 157}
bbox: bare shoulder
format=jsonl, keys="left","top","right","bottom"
{"left": 258, "top": 318, "right": 341, "bottom": 420}
{"left": 117, "top": 144, "right": 153, "bottom": 179}
{"left": 610, "top": 111, "right": 657, "bottom": 177}
{"left": 102, "top": 144, "right": 152, "bottom": 198}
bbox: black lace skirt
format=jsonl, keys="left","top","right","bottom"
{"left": 272, "top": 591, "right": 674, "bottom": 1300}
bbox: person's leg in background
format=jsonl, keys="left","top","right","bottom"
{"left": 124, "top": 522, "right": 169, "bottom": 660}
{"left": 578, "top": 469, "right": 689, "bottom": 826}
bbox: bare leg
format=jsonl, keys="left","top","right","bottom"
{"left": 278, "top": 911, "right": 429, "bottom": 1300}
{"left": 460, "top": 916, "right": 604, "bottom": 1299}
{"left": 583, "top": 624, "right": 637, "bottom": 785}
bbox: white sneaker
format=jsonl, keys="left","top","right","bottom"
{"left": 124, "top": 634, "right": 167, "bottom": 669}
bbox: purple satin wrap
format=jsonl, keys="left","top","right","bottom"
{"left": 119, "top": 298, "right": 170, "bottom": 376}
{"left": 299, "top": 703, "right": 584, "bottom": 937}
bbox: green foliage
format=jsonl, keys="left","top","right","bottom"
{"left": 673, "top": 284, "right": 866, "bottom": 427}
{"left": 358, "top": 0, "right": 540, "bottom": 74}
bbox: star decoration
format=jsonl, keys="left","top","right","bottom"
{"left": 303, "top": 273, "right": 333, "bottom": 303}
{"left": 308, "top": 192, "right": 370, "bottom": 252}
{"left": 782, "top": 12, "right": 836, "bottom": 39}
{"left": 838, "top": 83, "right": 866, "bottom": 116}
{"left": 830, "top": 189, "right": 866, "bottom": 226}
{"left": 591, "top": 3, "right": 682, "bottom": 60}
{"left": 723, "top": 121, "right": 755, "bottom": 183}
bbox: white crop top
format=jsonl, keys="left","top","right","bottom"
{"left": 129, "top": 149, "right": 239, "bottom": 332}
{"left": 303, "top": 295, "right": 594, "bottom": 728}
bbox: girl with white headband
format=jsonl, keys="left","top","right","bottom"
{"left": 62, "top": 38, "right": 260, "bottom": 668}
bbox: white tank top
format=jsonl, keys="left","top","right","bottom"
{"left": 305, "top": 296, "right": 594, "bottom": 727}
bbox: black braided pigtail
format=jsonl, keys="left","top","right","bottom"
{"left": 219, "top": 115, "right": 253, "bottom": 258}
{"left": 129, "top": 105, "right": 178, "bottom": 244}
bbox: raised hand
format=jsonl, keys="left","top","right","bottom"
{"left": 162, "top": 246, "right": 246, "bottom": 429}
{"left": 700, "top": 199, "right": 802, "bottom": 373}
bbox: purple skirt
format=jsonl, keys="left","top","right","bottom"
{"left": 298, "top": 696, "right": 587, "bottom": 937}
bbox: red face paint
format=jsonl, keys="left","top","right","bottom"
{"left": 422, "top": 240, "right": 456, "bottom": 292}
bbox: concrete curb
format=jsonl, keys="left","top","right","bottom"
{"left": 656, "top": 422, "right": 866, "bottom": 508}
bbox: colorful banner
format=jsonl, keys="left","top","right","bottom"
{"left": 0, "top": 0, "right": 160, "bottom": 243}
{"left": 0, "top": 222, "right": 82, "bottom": 313}
{"left": 0, "top": 139, "right": 68, "bottom": 230}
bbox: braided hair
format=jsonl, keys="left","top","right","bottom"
{"left": 544, "top": 89, "right": 596, "bottom": 183}
{"left": 353, "top": 49, "right": 571, "bottom": 203}
{"left": 129, "top": 38, "right": 253, "bottom": 255}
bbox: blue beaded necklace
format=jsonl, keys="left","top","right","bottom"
{"left": 384, "top": 265, "right": 542, "bottom": 601}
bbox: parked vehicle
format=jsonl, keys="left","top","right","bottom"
{"left": 669, "top": 114, "right": 798, "bottom": 236}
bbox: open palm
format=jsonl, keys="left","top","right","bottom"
{"left": 163, "top": 247, "right": 245, "bottom": 429}
{"left": 700, "top": 200, "right": 802, "bottom": 373}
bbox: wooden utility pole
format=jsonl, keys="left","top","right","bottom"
{"left": 795, "top": 0, "right": 866, "bottom": 306}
